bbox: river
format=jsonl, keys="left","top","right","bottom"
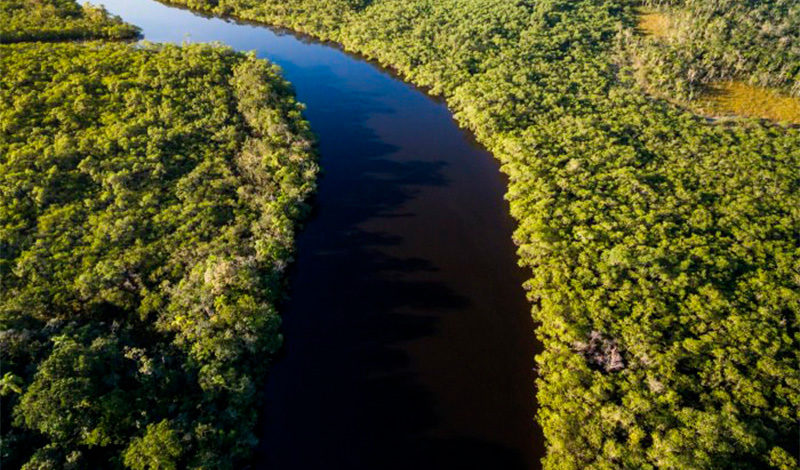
{"left": 97, "top": 1, "right": 542, "bottom": 468}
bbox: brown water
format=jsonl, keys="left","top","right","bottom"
{"left": 97, "top": 1, "right": 543, "bottom": 467}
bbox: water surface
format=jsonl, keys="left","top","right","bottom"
{"left": 97, "top": 1, "right": 542, "bottom": 467}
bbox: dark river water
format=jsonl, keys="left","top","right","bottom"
{"left": 97, "top": 1, "right": 542, "bottom": 467}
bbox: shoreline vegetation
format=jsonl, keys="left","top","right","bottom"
{"left": 161, "top": 0, "right": 799, "bottom": 469}
{"left": 0, "top": 0, "right": 140, "bottom": 42}
{"left": 1, "top": 1, "right": 317, "bottom": 469}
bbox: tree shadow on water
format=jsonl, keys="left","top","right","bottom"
{"left": 252, "top": 62, "right": 534, "bottom": 470}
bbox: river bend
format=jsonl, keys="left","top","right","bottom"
{"left": 97, "top": 1, "right": 542, "bottom": 467}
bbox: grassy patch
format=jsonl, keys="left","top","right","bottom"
{"left": 636, "top": 9, "right": 671, "bottom": 38}
{"left": 696, "top": 81, "right": 800, "bottom": 124}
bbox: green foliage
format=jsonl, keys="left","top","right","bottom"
{"left": 631, "top": 0, "right": 800, "bottom": 99}
{"left": 15, "top": 332, "right": 135, "bottom": 447}
{"left": 123, "top": 420, "right": 182, "bottom": 470}
{"left": 1, "top": 11, "right": 316, "bottom": 468}
{"left": 0, "top": 372, "right": 23, "bottom": 395}
{"left": 0, "top": 0, "right": 140, "bottom": 43}
{"left": 163, "top": 0, "right": 800, "bottom": 468}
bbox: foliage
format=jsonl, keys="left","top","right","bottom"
{"left": 631, "top": 0, "right": 800, "bottom": 99}
{"left": 163, "top": 0, "right": 800, "bottom": 468}
{"left": 1, "top": 27, "right": 316, "bottom": 470}
{"left": 0, "top": 0, "right": 140, "bottom": 43}
{"left": 123, "top": 420, "right": 182, "bottom": 470}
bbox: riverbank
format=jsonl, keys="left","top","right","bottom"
{"left": 154, "top": 0, "right": 800, "bottom": 468}
{"left": 97, "top": 0, "right": 544, "bottom": 467}
{"left": 0, "top": 3, "right": 316, "bottom": 468}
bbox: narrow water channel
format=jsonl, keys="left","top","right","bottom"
{"left": 98, "top": 1, "right": 542, "bottom": 467}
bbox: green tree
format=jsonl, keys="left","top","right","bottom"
{"left": 123, "top": 421, "right": 183, "bottom": 470}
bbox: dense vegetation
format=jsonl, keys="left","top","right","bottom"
{"left": 165, "top": 0, "right": 800, "bottom": 468}
{"left": 633, "top": 0, "right": 800, "bottom": 100}
{"left": 0, "top": 0, "right": 139, "bottom": 43}
{"left": 0, "top": 3, "right": 317, "bottom": 469}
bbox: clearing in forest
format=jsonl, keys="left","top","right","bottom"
{"left": 696, "top": 81, "right": 800, "bottom": 124}
{"left": 636, "top": 9, "right": 671, "bottom": 38}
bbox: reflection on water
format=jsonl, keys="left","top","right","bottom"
{"left": 96, "top": 0, "right": 543, "bottom": 468}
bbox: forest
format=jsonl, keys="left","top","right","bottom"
{"left": 161, "top": 0, "right": 799, "bottom": 468}
{"left": 0, "top": 1, "right": 317, "bottom": 469}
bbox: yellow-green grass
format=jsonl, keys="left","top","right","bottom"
{"left": 637, "top": 9, "right": 671, "bottom": 38}
{"left": 695, "top": 81, "right": 800, "bottom": 124}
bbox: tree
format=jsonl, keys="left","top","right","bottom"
{"left": 123, "top": 421, "right": 183, "bottom": 470}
